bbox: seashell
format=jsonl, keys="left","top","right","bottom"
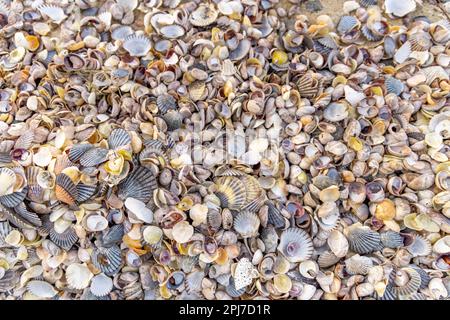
{"left": 380, "top": 231, "right": 404, "bottom": 249}
{"left": 394, "top": 41, "right": 412, "bottom": 64}
{"left": 225, "top": 278, "right": 246, "bottom": 297}
{"left": 157, "top": 94, "right": 177, "bottom": 114}
{"left": 49, "top": 226, "right": 78, "bottom": 251}
{"left": 189, "top": 4, "right": 218, "bottom": 27}
{"left": 384, "top": 0, "right": 416, "bottom": 17}
{"left": 337, "top": 16, "right": 359, "bottom": 34}
{"left": 55, "top": 173, "right": 78, "bottom": 206}
{"left": 124, "top": 197, "right": 153, "bottom": 224}
{"left": 318, "top": 250, "right": 341, "bottom": 268}
{"left": 0, "top": 168, "right": 16, "bottom": 196}
{"left": 118, "top": 166, "right": 157, "bottom": 203}
{"left": 108, "top": 128, "right": 131, "bottom": 150}
{"left": 166, "top": 271, "right": 185, "bottom": 290}
{"left": 327, "top": 230, "right": 349, "bottom": 258}
{"left": 323, "top": 103, "right": 348, "bottom": 122}
{"left": 172, "top": 221, "right": 194, "bottom": 244}
{"left": 90, "top": 274, "right": 113, "bottom": 297}
{"left": 409, "top": 32, "right": 432, "bottom": 51}
{"left": 385, "top": 77, "right": 404, "bottom": 95}
{"left": 85, "top": 214, "right": 108, "bottom": 232}
{"left": 360, "top": 0, "right": 377, "bottom": 7}
{"left": 233, "top": 257, "right": 256, "bottom": 290}
{"left": 66, "top": 263, "right": 93, "bottom": 290}
{"left": 0, "top": 188, "right": 28, "bottom": 208}
{"left": 214, "top": 176, "right": 246, "bottom": 210}
{"left": 68, "top": 144, "right": 94, "bottom": 162}
{"left": 345, "top": 254, "right": 373, "bottom": 275}
{"left": 346, "top": 224, "right": 381, "bottom": 254}
{"left": 233, "top": 211, "right": 260, "bottom": 238}
{"left": 433, "top": 236, "right": 450, "bottom": 255}
{"left": 419, "top": 66, "right": 449, "bottom": 85}
{"left": 229, "top": 39, "right": 251, "bottom": 61}
{"left": 266, "top": 201, "right": 285, "bottom": 229}
{"left": 160, "top": 25, "right": 185, "bottom": 39}
{"left": 273, "top": 274, "right": 292, "bottom": 294}
{"left": 278, "top": 228, "right": 313, "bottom": 263}
{"left": 123, "top": 35, "right": 152, "bottom": 57}
{"left": 391, "top": 267, "right": 422, "bottom": 297}
{"left": 38, "top": 5, "right": 67, "bottom": 23}
{"left": 101, "top": 224, "right": 124, "bottom": 248}
{"left": 27, "top": 280, "right": 57, "bottom": 298}
{"left": 76, "top": 184, "right": 97, "bottom": 203}
{"left": 162, "top": 110, "right": 183, "bottom": 131}
{"left": 92, "top": 245, "right": 122, "bottom": 276}
{"left": 0, "top": 270, "right": 19, "bottom": 292}
{"left": 405, "top": 235, "right": 432, "bottom": 257}
{"left": 79, "top": 148, "right": 109, "bottom": 167}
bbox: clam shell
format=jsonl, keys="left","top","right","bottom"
{"left": 278, "top": 228, "right": 313, "bottom": 263}
{"left": 433, "top": 236, "right": 450, "bottom": 255}
{"left": 0, "top": 270, "right": 19, "bottom": 292}
{"left": 172, "top": 221, "right": 194, "bottom": 244}
{"left": 66, "top": 263, "right": 93, "bottom": 290}
{"left": 394, "top": 41, "right": 412, "bottom": 64}
{"left": 123, "top": 34, "right": 151, "bottom": 57}
{"left": 157, "top": 94, "right": 177, "bottom": 114}
{"left": 327, "top": 230, "right": 349, "bottom": 258}
{"left": 189, "top": 4, "right": 218, "bottom": 27}
{"left": 27, "top": 280, "right": 57, "bottom": 298}
{"left": 118, "top": 166, "right": 157, "bottom": 203}
{"left": 68, "top": 144, "right": 94, "bottom": 162}
{"left": 38, "top": 5, "right": 67, "bottom": 23}
{"left": 409, "top": 31, "right": 432, "bottom": 51}
{"left": 347, "top": 225, "right": 381, "bottom": 254}
{"left": 92, "top": 245, "right": 122, "bottom": 276}
{"left": 124, "top": 197, "right": 153, "bottom": 223}
{"left": 90, "top": 274, "right": 113, "bottom": 297}
{"left": 233, "top": 211, "right": 260, "bottom": 238}
{"left": 111, "top": 25, "right": 134, "bottom": 41}
{"left": 229, "top": 39, "right": 251, "bottom": 61}
{"left": 162, "top": 110, "right": 183, "bottom": 131}
{"left": 0, "top": 168, "right": 16, "bottom": 196}
{"left": 214, "top": 176, "right": 247, "bottom": 210}
{"left": 79, "top": 148, "right": 109, "bottom": 167}
{"left": 380, "top": 231, "right": 404, "bottom": 249}
{"left": 49, "top": 226, "right": 78, "bottom": 251}
{"left": 55, "top": 173, "right": 78, "bottom": 206}
{"left": 108, "top": 128, "right": 131, "bottom": 150}
{"left": 266, "top": 201, "right": 286, "bottom": 229}
{"left": 185, "top": 270, "right": 204, "bottom": 293}
{"left": 233, "top": 257, "right": 256, "bottom": 290}
{"left": 160, "top": 25, "right": 185, "bottom": 39}
{"left": 166, "top": 271, "right": 185, "bottom": 290}
{"left": 143, "top": 225, "right": 163, "bottom": 245}
{"left": 345, "top": 254, "right": 373, "bottom": 275}
{"left": 405, "top": 235, "right": 432, "bottom": 257}
{"left": 318, "top": 250, "right": 341, "bottom": 268}
{"left": 385, "top": 0, "right": 416, "bottom": 17}
{"left": 337, "top": 16, "right": 359, "bottom": 34}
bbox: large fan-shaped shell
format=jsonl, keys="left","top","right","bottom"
{"left": 76, "top": 183, "right": 97, "bottom": 203}
{"left": 108, "top": 128, "right": 131, "bottom": 150}
{"left": 318, "top": 250, "right": 341, "bottom": 268}
{"left": 391, "top": 267, "right": 422, "bottom": 297}
{"left": 278, "top": 228, "right": 313, "bottom": 263}
{"left": 337, "top": 16, "right": 359, "bottom": 34}
{"left": 123, "top": 34, "right": 151, "bottom": 57}
{"left": 55, "top": 173, "right": 78, "bottom": 205}
{"left": 233, "top": 211, "right": 260, "bottom": 238}
{"left": 0, "top": 187, "right": 28, "bottom": 208}
{"left": 92, "top": 245, "right": 122, "bottom": 276}
{"left": 214, "top": 176, "right": 246, "bottom": 210}
{"left": 0, "top": 270, "right": 19, "bottom": 292}
{"left": 405, "top": 234, "right": 432, "bottom": 257}
{"left": 266, "top": 201, "right": 285, "bottom": 229}
{"left": 68, "top": 144, "right": 94, "bottom": 162}
{"left": 117, "top": 166, "right": 157, "bottom": 203}
{"left": 347, "top": 225, "right": 381, "bottom": 254}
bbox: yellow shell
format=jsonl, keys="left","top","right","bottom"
{"left": 26, "top": 35, "right": 40, "bottom": 51}
{"left": 403, "top": 213, "right": 422, "bottom": 231}
{"left": 215, "top": 247, "right": 229, "bottom": 265}
{"left": 104, "top": 154, "right": 125, "bottom": 175}
{"left": 371, "top": 86, "right": 383, "bottom": 96}
{"left": 272, "top": 50, "right": 288, "bottom": 65}
{"left": 375, "top": 199, "right": 396, "bottom": 221}
{"left": 160, "top": 284, "right": 172, "bottom": 299}
{"left": 348, "top": 137, "right": 363, "bottom": 152}
{"left": 273, "top": 274, "right": 292, "bottom": 294}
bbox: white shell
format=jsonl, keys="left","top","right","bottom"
{"left": 234, "top": 258, "right": 257, "bottom": 290}
{"left": 385, "top": 0, "right": 416, "bottom": 17}
{"left": 344, "top": 85, "right": 365, "bottom": 107}
{"left": 90, "top": 273, "right": 113, "bottom": 297}
{"left": 27, "top": 280, "right": 57, "bottom": 298}
{"left": 33, "top": 147, "right": 52, "bottom": 167}
{"left": 189, "top": 204, "right": 208, "bottom": 226}
{"left": 0, "top": 168, "right": 16, "bottom": 196}
{"left": 394, "top": 41, "right": 412, "bottom": 64}
{"left": 124, "top": 197, "right": 153, "bottom": 223}
{"left": 327, "top": 230, "right": 349, "bottom": 258}
{"left": 172, "top": 221, "right": 194, "bottom": 244}
{"left": 433, "top": 235, "right": 450, "bottom": 254}
{"left": 142, "top": 225, "right": 163, "bottom": 245}
{"left": 66, "top": 263, "right": 93, "bottom": 290}
{"left": 85, "top": 214, "right": 109, "bottom": 232}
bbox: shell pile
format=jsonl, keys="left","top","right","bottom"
{"left": 0, "top": 0, "right": 449, "bottom": 300}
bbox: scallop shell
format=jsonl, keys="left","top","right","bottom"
{"left": 419, "top": 66, "right": 449, "bottom": 85}
{"left": 318, "top": 250, "right": 341, "bottom": 268}
{"left": 185, "top": 270, "right": 204, "bottom": 293}
{"left": 124, "top": 197, "right": 153, "bottom": 223}
{"left": 0, "top": 221, "right": 13, "bottom": 247}
{"left": 278, "top": 228, "right": 313, "bottom": 263}
{"left": 90, "top": 274, "right": 113, "bottom": 297}
{"left": 405, "top": 235, "right": 432, "bottom": 257}
{"left": 162, "top": 110, "right": 183, "bottom": 131}
{"left": 49, "top": 226, "right": 78, "bottom": 250}
{"left": 347, "top": 225, "right": 381, "bottom": 254}
{"left": 297, "top": 73, "right": 321, "bottom": 99}
{"left": 76, "top": 183, "right": 97, "bottom": 203}
{"left": 0, "top": 187, "right": 28, "bottom": 208}
{"left": 391, "top": 267, "right": 422, "bottom": 297}
{"left": 361, "top": 25, "right": 382, "bottom": 42}
{"left": 266, "top": 201, "right": 285, "bottom": 229}
{"left": 214, "top": 176, "right": 247, "bottom": 210}
{"left": 160, "top": 25, "right": 185, "bottom": 39}
{"left": 143, "top": 225, "right": 163, "bottom": 245}
{"left": 189, "top": 4, "right": 218, "bottom": 27}
{"left": 92, "top": 245, "right": 122, "bottom": 276}
{"left": 123, "top": 34, "right": 151, "bottom": 57}
{"left": 337, "top": 16, "right": 359, "bottom": 34}
{"left": 108, "top": 128, "right": 131, "bottom": 150}
{"left": 13, "top": 203, "right": 41, "bottom": 227}
{"left": 233, "top": 211, "right": 260, "bottom": 238}
{"left": 380, "top": 231, "right": 404, "bottom": 249}
{"left": 360, "top": 0, "right": 378, "bottom": 7}
{"left": 68, "top": 144, "right": 94, "bottom": 162}
{"left": 225, "top": 278, "right": 246, "bottom": 297}
{"left": 157, "top": 94, "right": 177, "bottom": 114}
{"left": 0, "top": 168, "right": 16, "bottom": 196}
{"left": 111, "top": 25, "right": 134, "bottom": 41}
{"left": 0, "top": 270, "right": 19, "bottom": 292}
{"left": 410, "top": 266, "right": 431, "bottom": 289}
{"left": 101, "top": 224, "right": 124, "bottom": 248}
{"left": 385, "top": 77, "right": 404, "bottom": 95}
{"left": 27, "top": 280, "right": 57, "bottom": 298}
{"left": 385, "top": 0, "right": 416, "bottom": 17}
{"left": 409, "top": 31, "right": 432, "bottom": 51}
{"left": 172, "top": 221, "right": 194, "bottom": 244}
{"left": 66, "top": 263, "right": 93, "bottom": 290}
{"left": 79, "top": 148, "right": 109, "bottom": 167}
{"left": 345, "top": 254, "right": 373, "bottom": 275}
{"left": 55, "top": 173, "right": 78, "bottom": 206}
{"left": 117, "top": 166, "right": 157, "bottom": 203}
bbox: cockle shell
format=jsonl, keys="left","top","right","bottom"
{"left": 66, "top": 263, "right": 93, "bottom": 290}
{"left": 278, "top": 228, "right": 313, "bottom": 263}
{"left": 384, "top": 0, "right": 416, "bottom": 17}
{"left": 172, "top": 221, "right": 194, "bottom": 244}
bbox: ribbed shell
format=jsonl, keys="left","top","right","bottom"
{"left": 347, "top": 226, "right": 381, "bottom": 254}
{"left": 318, "top": 250, "right": 341, "bottom": 268}
{"left": 117, "top": 166, "right": 157, "bottom": 203}
{"left": 392, "top": 268, "right": 422, "bottom": 297}
{"left": 55, "top": 173, "right": 78, "bottom": 206}
{"left": 123, "top": 34, "right": 151, "bottom": 57}
{"left": 185, "top": 270, "right": 204, "bottom": 293}
{"left": 49, "top": 226, "right": 78, "bottom": 251}
{"left": 385, "top": 77, "right": 404, "bottom": 95}
{"left": 214, "top": 176, "right": 247, "bottom": 210}
{"left": 361, "top": 25, "right": 383, "bottom": 41}
{"left": 157, "top": 94, "right": 177, "bottom": 114}
{"left": 0, "top": 187, "right": 28, "bottom": 208}
{"left": 410, "top": 266, "right": 430, "bottom": 289}
{"left": 1, "top": 204, "right": 38, "bottom": 230}
{"left": 409, "top": 31, "right": 432, "bottom": 51}
{"left": 79, "top": 148, "right": 109, "bottom": 167}
{"left": 0, "top": 152, "right": 12, "bottom": 164}
{"left": 76, "top": 183, "right": 97, "bottom": 203}
{"left": 101, "top": 224, "right": 124, "bottom": 248}
{"left": 337, "top": 16, "right": 359, "bottom": 34}
{"left": 189, "top": 4, "right": 218, "bottom": 27}
{"left": 14, "top": 130, "right": 34, "bottom": 150}
{"left": 0, "top": 270, "right": 18, "bottom": 292}
{"left": 0, "top": 221, "right": 12, "bottom": 247}
{"left": 92, "top": 245, "right": 122, "bottom": 276}
{"left": 380, "top": 231, "right": 404, "bottom": 249}
{"left": 90, "top": 274, "right": 113, "bottom": 297}
{"left": 266, "top": 201, "right": 285, "bottom": 229}
{"left": 233, "top": 211, "right": 260, "bottom": 238}
{"left": 296, "top": 73, "right": 321, "bottom": 98}
{"left": 68, "top": 144, "right": 94, "bottom": 162}
{"left": 162, "top": 110, "right": 183, "bottom": 131}
{"left": 278, "top": 228, "right": 313, "bottom": 263}
{"left": 359, "top": 0, "right": 377, "bottom": 7}
{"left": 111, "top": 25, "right": 133, "bottom": 41}
{"left": 13, "top": 203, "right": 42, "bottom": 227}
{"left": 405, "top": 235, "right": 432, "bottom": 257}
{"left": 108, "top": 128, "right": 131, "bottom": 150}
{"left": 226, "top": 278, "right": 246, "bottom": 297}
{"left": 345, "top": 254, "right": 373, "bottom": 275}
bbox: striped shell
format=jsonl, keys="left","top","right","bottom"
{"left": 409, "top": 31, "right": 432, "bottom": 51}
{"left": 391, "top": 267, "right": 422, "bottom": 297}
{"left": 361, "top": 25, "right": 383, "bottom": 42}
{"left": 38, "top": 5, "right": 66, "bottom": 23}
{"left": 359, "top": 0, "right": 377, "bottom": 7}
{"left": 337, "top": 16, "right": 359, "bottom": 34}
{"left": 0, "top": 187, "right": 28, "bottom": 208}
{"left": 162, "top": 110, "right": 183, "bottom": 131}
{"left": 278, "top": 228, "right": 313, "bottom": 263}
{"left": 90, "top": 274, "right": 113, "bottom": 297}
{"left": 117, "top": 166, "right": 157, "bottom": 203}
{"left": 405, "top": 234, "right": 432, "bottom": 257}
{"left": 233, "top": 211, "right": 260, "bottom": 238}
{"left": 0, "top": 168, "right": 16, "bottom": 196}
{"left": 318, "top": 250, "right": 341, "bottom": 268}
{"left": 347, "top": 225, "right": 381, "bottom": 254}
{"left": 79, "top": 148, "right": 109, "bottom": 167}
{"left": 345, "top": 254, "right": 373, "bottom": 275}
{"left": 49, "top": 226, "right": 78, "bottom": 250}
{"left": 0, "top": 221, "right": 13, "bottom": 247}
{"left": 266, "top": 201, "right": 285, "bottom": 229}
{"left": 380, "top": 231, "right": 404, "bottom": 249}
{"left": 157, "top": 94, "right": 177, "bottom": 114}
{"left": 68, "top": 144, "right": 94, "bottom": 162}
{"left": 214, "top": 176, "right": 247, "bottom": 210}
{"left": 111, "top": 25, "right": 133, "bottom": 41}
{"left": 123, "top": 34, "right": 151, "bottom": 57}
{"left": 92, "top": 245, "right": 122, "bottom": 276}
{"left": 0, "top": 270, "right": 19, "bottom": 292}
{"left": 226, "top": 278, "right": 246, "bottom": 297}
{"left": 385, "top": 77, "right": 404, "bottom": 95}
{"left": 76, "top": 183, "right": 97, "bottom": 203}
{"left": 108, "top": 128, "right": 131, "bottom": 150}
{"left": 55, "top": 173, "right": 78, "bottom": 206}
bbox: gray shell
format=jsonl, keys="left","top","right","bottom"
{"left": 108, "top": 128, "right": 131, "bottom": 150}
{"left": 380, "top": 231, "right": 404, "bottom": 249}
{"left": 347, "top": 226, "right": 381, "bottom": 254}
{"left": 278, "top": 228, "right": 313, "bottom": 263}
{"left": 117, "top": 166, "right": 157, "bottom": 203}
{"left": 92, "top": 245, "right": 122, "bottom": 276}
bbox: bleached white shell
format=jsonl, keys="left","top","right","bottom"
{"left": 385, "top": 0, "right": 416, "bottom": 17}
{"left": 27, "top": 280, "right": 57, "bottom": 298}
{"left": 189, "top": 204, "right": 208, "bottom": 226}
{"left": 124, "top": 197, "right": 153, "bottom": 223}
{"left": 344, "top": 85, "right": 365, "bottom": 107}
{"left": 172, "top": 221, "right": 194, "bottom": 244}
{"left": 90, "top": 274, "right": 113, "bottom": 297}
{"left": 433, "top": 236, "right": 450, "bottom": 254}
{"left": 143, "top": 225, "right": 163, "bottom": 245}
{"left": 33, "top": 147, "right": 52, "bottom": 167}
{"left": 66, "top": 263, "right": 93, "bottom": 290}
{"left": 85, "top": 214, "right": 108, "bottom": 232}
{"left": 327, "top": 230, "right": 349, "bottom": 258}
{"left": 0, "top": 168, "right": 16, "bottom": 196}
{"left": 394, "top": 41, "right": 412, "bottom": 64}
{"left": 249, "top": 138, "right": 269, "bottom": 153}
